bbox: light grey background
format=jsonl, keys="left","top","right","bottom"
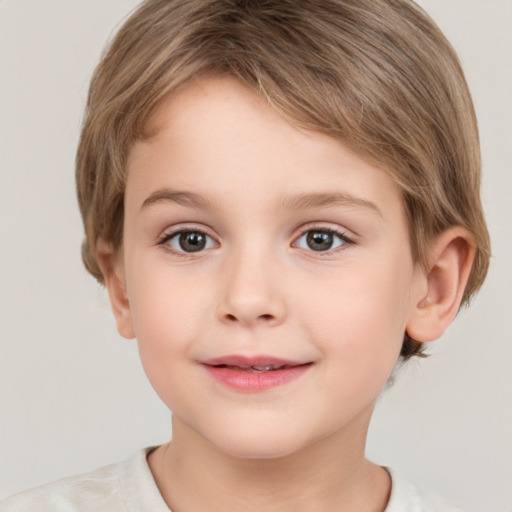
{"left": 0, "top": 1, "right": 511, "bottom": 510}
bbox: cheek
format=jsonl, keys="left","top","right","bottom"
{"left": 296, "top": 260, "right": 413, "bottom": 377}
{"left": 127, "top": 254, "right": 209, "bottom": 336}
{"left": 125, "top": 264, "right": 211, "bottom": 389}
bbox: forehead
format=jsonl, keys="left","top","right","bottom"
{"left": 126, "top": 75, "right": 404, "bottom": 221}
{"left": 140, "top": 74, "right": 320, "bottom": 171}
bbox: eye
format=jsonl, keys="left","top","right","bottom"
{"left": 161, "top": 230, "right": 216, "bottom": 253}
{"left": 294, "top": 229, "right": 349, "bottom": 252}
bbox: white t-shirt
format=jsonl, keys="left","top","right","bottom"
{"left": 0, "top": 448, "right": 461, "bottom": 511}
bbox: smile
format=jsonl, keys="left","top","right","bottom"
{"left": 215, "top": 364, "right": 293, "bottom": 372}
{"left": 201, "top": 355, "right": 313, "bottom": 393}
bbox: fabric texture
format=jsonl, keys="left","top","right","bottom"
{"left": 0, "top": 448, "right": 461, "bottom": 511}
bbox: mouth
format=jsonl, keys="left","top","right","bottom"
{"left": 212, "top": 364, "right": 296, "bottom": 372}
{"left": 201, "top": 355, "right": 312, "bottom": 392}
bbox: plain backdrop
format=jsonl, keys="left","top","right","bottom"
{"left": 0, "top": 1, "right": 511, "bottom": 510}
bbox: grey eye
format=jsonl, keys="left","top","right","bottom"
{"left": 296, "top": 230, "right": 345, "bottom": 252}
{"left": 168, "top": 231, "right": 215, "bottom": 253}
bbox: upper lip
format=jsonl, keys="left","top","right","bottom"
{"left": 201, "top": 355, "right": 309, "bottom": 368}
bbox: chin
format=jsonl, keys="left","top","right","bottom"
{"left": 219, "top": 439, "right": 304, "bottom": 460}
{"left": 204, "top": 422, "right": 313, "bottom": 461}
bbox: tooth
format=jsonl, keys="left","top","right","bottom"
{"left": 251, "top": 365, "right": 278, "bottom": 371}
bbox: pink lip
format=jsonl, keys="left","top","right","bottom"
{"left": 201, "top": 355, "right": 312, "bottom": 393}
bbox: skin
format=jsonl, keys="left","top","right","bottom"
{"left": 98, "top": 76, "right": 475, "bottom": 511}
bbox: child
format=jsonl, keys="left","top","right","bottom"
{"left": 0, "top": 0, "right": 491, "bottom": 510}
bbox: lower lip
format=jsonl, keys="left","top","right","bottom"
{"left": 203, "top": 364, "right": 312, "bottom": 393}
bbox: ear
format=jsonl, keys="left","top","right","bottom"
{"left": 406, "top": 227, "right": 476, "bottom": 342}
{"left": 96, "top": 242, "right": 135, "bottom": 340}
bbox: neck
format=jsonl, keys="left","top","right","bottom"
{"left": 149, "top": 410, "right": 390, "bottom": 512}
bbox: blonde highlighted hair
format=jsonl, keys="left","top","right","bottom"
{"left": 76, "top": 0, "right": 490, "bottom": 359}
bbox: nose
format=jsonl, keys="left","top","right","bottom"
{"left": 216, "top": 249, "right": 287, "bottom": 328}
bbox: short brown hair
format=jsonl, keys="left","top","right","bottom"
{"left": 76, "top": 0, "right": 490, "bottom": 359}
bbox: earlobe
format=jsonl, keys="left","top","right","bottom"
{"left": 96, "top": 242, "right": 136, "bottom": 340}
{"left": 406, "top": 227, "right": 476, "bottom": 342}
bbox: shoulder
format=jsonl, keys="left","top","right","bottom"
{"left": 0, "top": 448, "right": 169, "bottom": 512}
{"left": 0, "top": 455, "right": 132, "bottom": 512}
{"left": 385, "top": 468, "right": 462, "bottom": 512}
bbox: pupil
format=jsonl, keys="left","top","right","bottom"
{"left": 307, "top": 231, "right": 333, "bottom": 251}
{"left": 179, "top": 232, "right": 206, "bottom": 252}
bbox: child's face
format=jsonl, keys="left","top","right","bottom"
{"left": 114, "top": 76, "right": 425, "bottom": 459}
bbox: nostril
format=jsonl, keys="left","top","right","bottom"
{"left": 224, "top": 313, "right": 274, "bottom": 323}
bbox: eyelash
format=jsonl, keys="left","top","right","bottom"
{"left": 157, "top": 225, "right": 354, "bottom": 257}
{"left": 157, "top": 227, "right": 215, "bottom": 258}
{"left": 293, "top": 226, "right": 354, "bottom": 255}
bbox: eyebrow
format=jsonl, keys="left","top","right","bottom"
{"left": 141, "top": 188, "right": 382, "bottom": 217}
{"left": 141, "top": 189, "right": 220, "bottom": 211}
{"left": 280, "top": 191, "right": 382, "bottom": 216}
